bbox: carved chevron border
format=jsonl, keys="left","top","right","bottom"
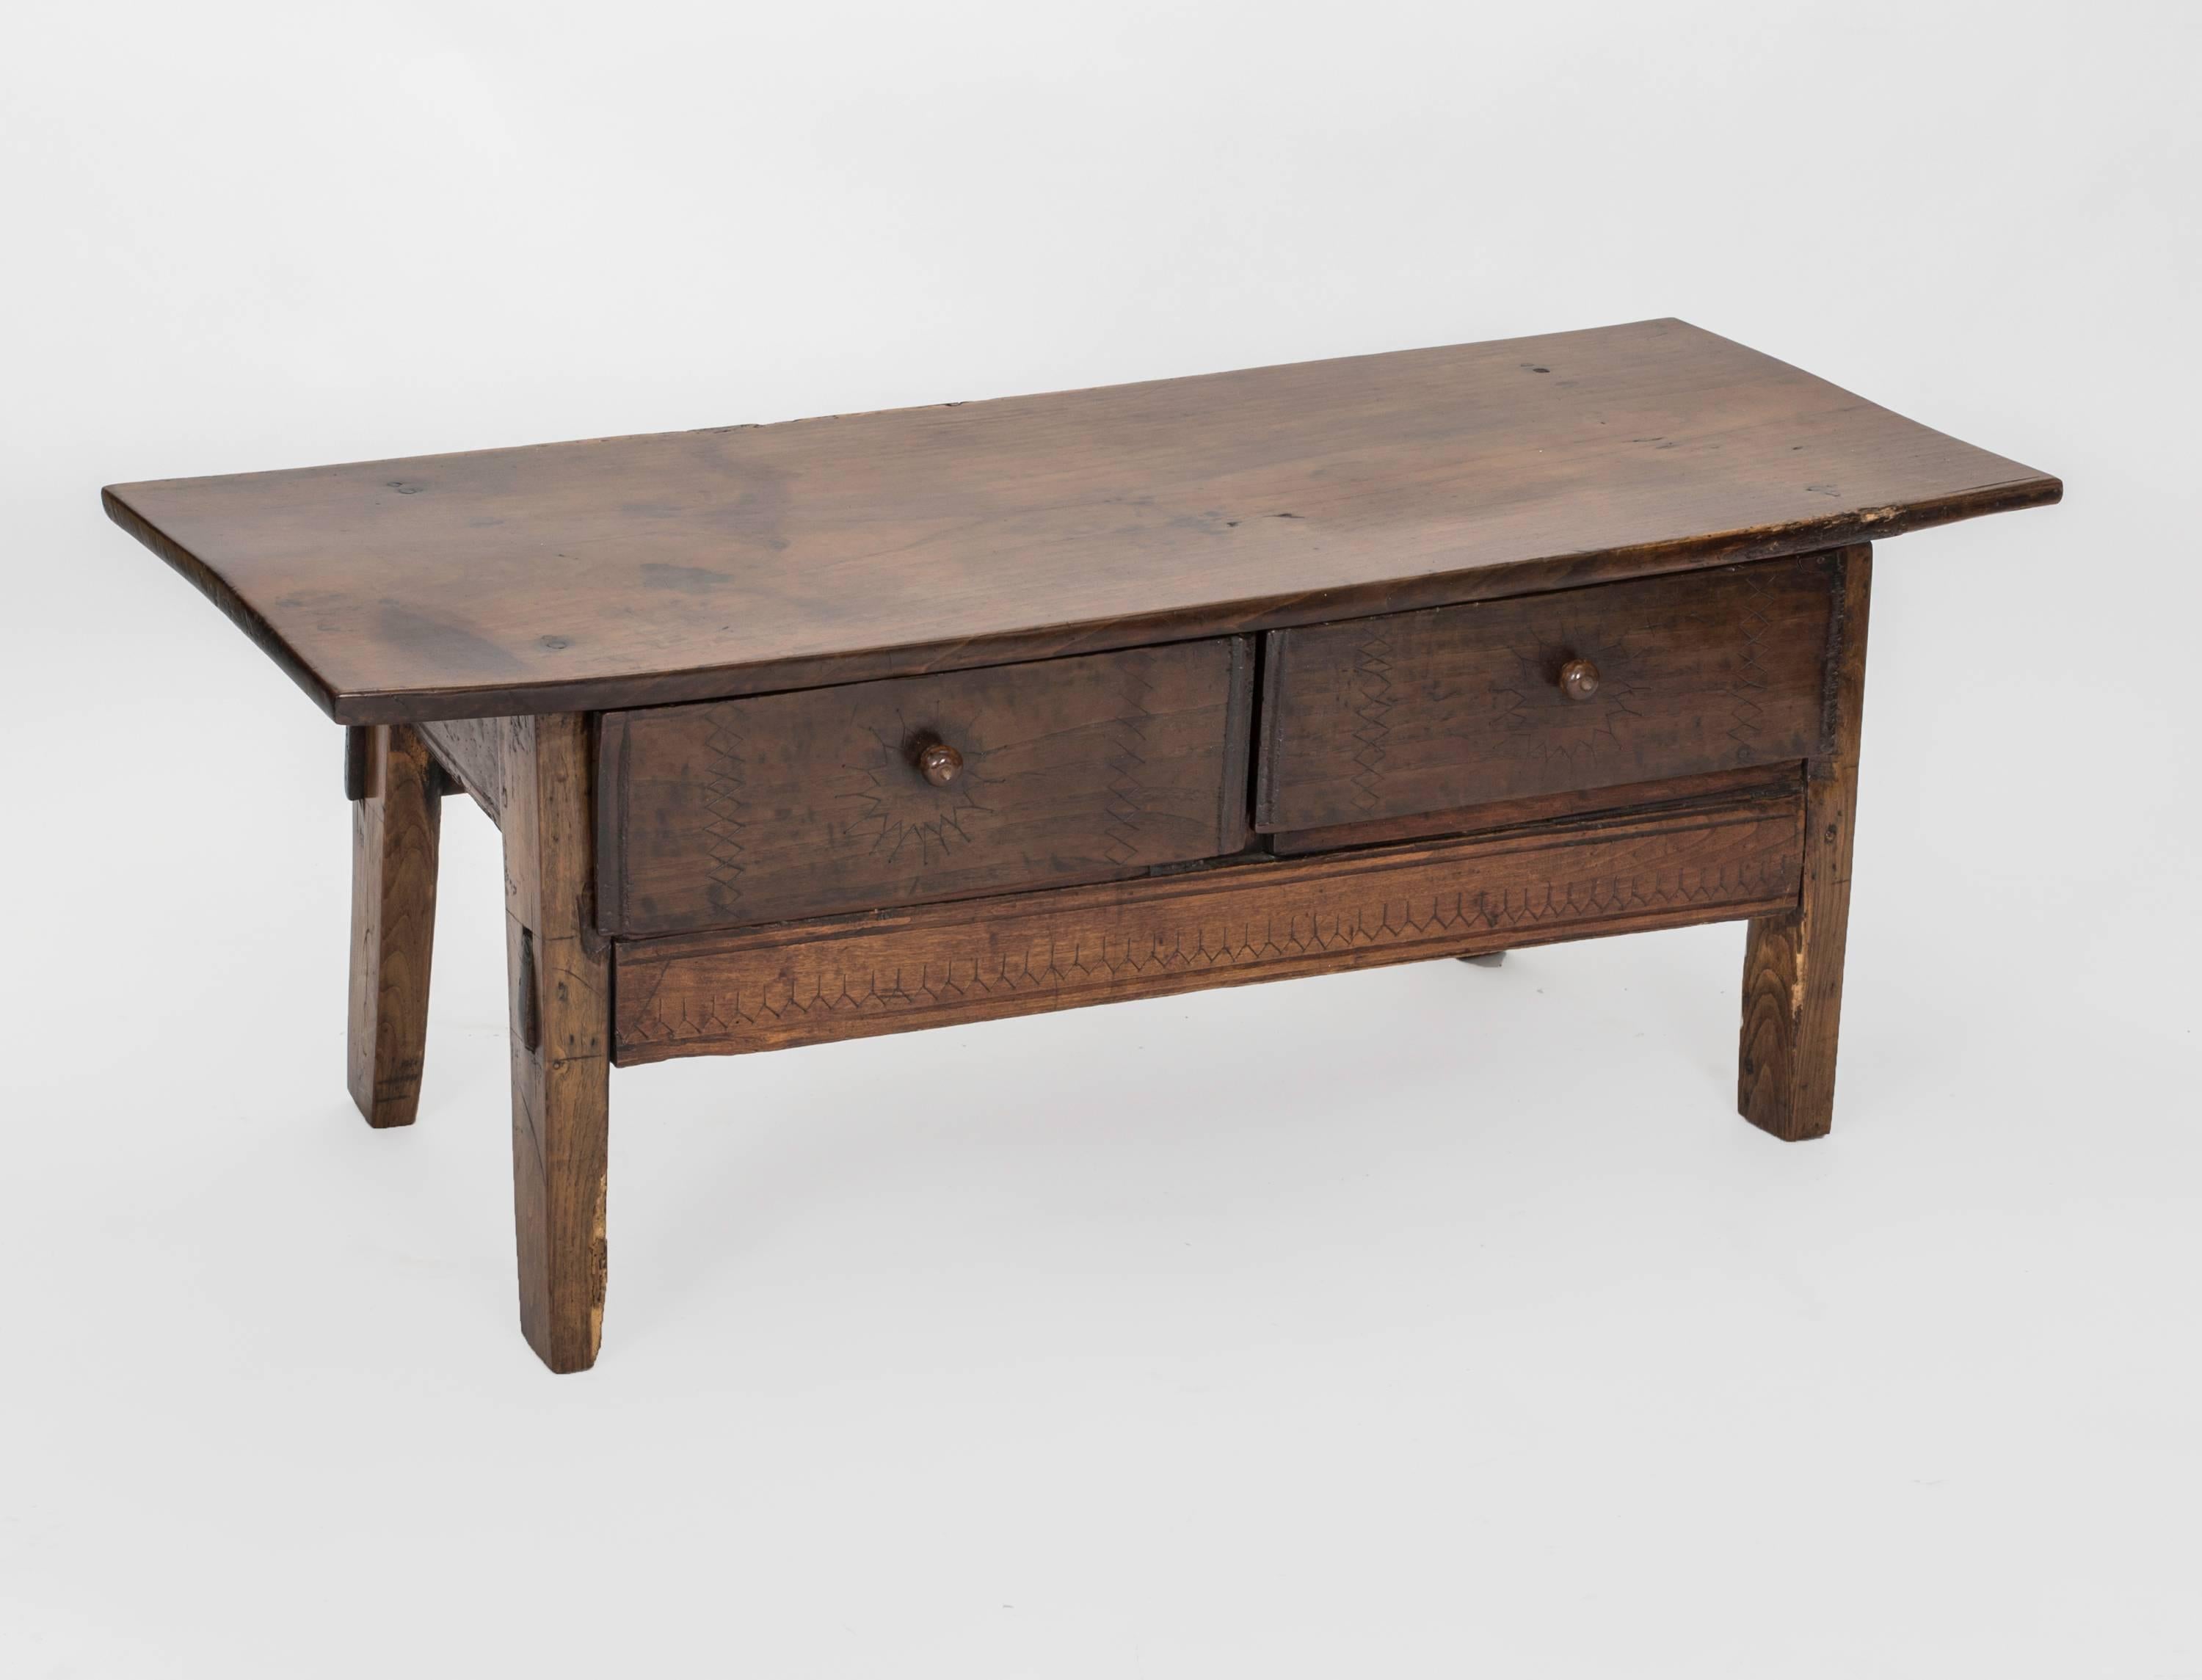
{"left": 614, "top": 793, "right": 1804, "bottom": 1063}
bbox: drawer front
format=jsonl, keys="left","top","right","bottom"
{"left": 600, "top": 639, "right": 1253, "bottom": 935}
{"left": 1255, "top": 553, "right": 1839, "bottom": 834}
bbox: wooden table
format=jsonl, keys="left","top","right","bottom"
{"left": 105, "top": 319, "right": 2059, "bottom": 1372}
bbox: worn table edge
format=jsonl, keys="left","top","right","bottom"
{"left": 101, "top": 313, "right": 2063, "bottom": 728}
{"left": 105, "top": 471, "right": 2060, "bottom": 726}
{"left": 103, "top": 484, "right": 346, "bottom": 717}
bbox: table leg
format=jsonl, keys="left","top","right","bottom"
{"left": 501, "top": 714, "right": 611, "bottom": 1373}
{"left": 1739, "top": 545, "right": 1872, "bottom": 1141}
{"left": 346, "top": 724, "right": 442, "bottom": 1128}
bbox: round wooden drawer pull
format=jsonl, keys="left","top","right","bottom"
{"left": 915, "top": 740, "right": 964, "bottom": 787}
{"left": 1558, "top": 658, "right": 1600, "bottom": 702}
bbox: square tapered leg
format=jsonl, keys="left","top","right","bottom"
{"left": 1739, "top": 545, "right": 1872, "bottom": 1141}
{"left": 501, "top": 713, "right": 612, "bottom": 1373}
{"left": 346, "top": 723, "right": 443, "bottom": 1129}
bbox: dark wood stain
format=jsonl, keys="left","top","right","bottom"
{"left": 1266, "top": 762, "right": 1804, "bottom": 857}
{"left": 598, "top": 639, "right": 1252, "bottom": 937}
{"left": 501, "top": 713, "right": 609, "bottom": 1373}
{"left": 103, "top": 315, "right": 2059, "bottom": 1373}
{"left": 1738, "top": 546, "right": 1873, "bottom": 1141}
{"left": 1256, "top": 553, "right": 1836, "bottom": 832}
{"left": 418, "top": 716, "right": 506, "bottom": 820}
{"left": 102, "top": 320, "right": 2057, "bottom": 724}
{"left": 613, "top": 788, "right": 1805, "bottom": 1063}
{"left": 346, "top": 724, "right": 441, "bottom": 1129}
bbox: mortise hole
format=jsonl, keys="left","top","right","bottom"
{"left": 517, "top": 927, "right": 542, "bottom": 1052}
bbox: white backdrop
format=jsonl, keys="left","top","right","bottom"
{"left": 4, "top": 3, "right": 2197, "bottom": 1674}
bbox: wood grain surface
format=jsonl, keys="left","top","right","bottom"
{"left": 419, "top": 716, "right": 506, "bottom": 821}
{"left": 599, "top": 639, "right": 1253, "bottom": 936}
{"left": 346, "top": 723, "right": 441, "bottom": 1127}
{"left": 501, "top": 714, "right": 611, "bottom": 1373}
{"left": 103, "top": 320, "right": 2057, "bottom": 724}
{"left": 1738, "top": 546, "right": 1872, "bottom": 1140}
{"left": 614, "top": 786, "right": 1804, "bottom": 1063}
{"left": 1266, "top": 763, "right": 1804, "bottom": 856}
{"left": 1257, "top": 553, "right": 1837, "bottom": 831}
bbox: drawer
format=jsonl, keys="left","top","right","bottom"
{"left": 598, "top": 639, "right": 1254, "bottom": 935}
{"left": 1255, "top": 553, "right": 1839, "bottom": 835}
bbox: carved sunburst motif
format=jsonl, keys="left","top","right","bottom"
{"left": 828, "top": 710, "right": 998, "bottom": 870}
{"left": 1476, "top": 625, "right": 1650, "bottom": 778}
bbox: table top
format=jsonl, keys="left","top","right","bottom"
{"left": 105, "top": 318, "right": 2057, "bottom": 724}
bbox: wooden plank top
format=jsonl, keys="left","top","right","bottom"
{"left": 104, "top": 319, "right": 2058, "bottom": 724}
